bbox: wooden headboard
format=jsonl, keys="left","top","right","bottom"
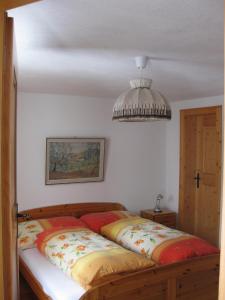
{"left": 18, "top": 202, "right": 126, "bottom": 222}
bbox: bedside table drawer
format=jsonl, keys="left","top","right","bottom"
{"left": 153, "top": 214, "right": 176, "bottom": 222}
{"left": 154, "top": 214, "right": 176, "bottom": 227}
{"left": 160, "top": 219, "right": 176, "bottom": 228}
{"left": 141, "top": 211, "right": 152, "bottom": 219}
{"left": 140, "top": 209, "right": 177, "bottom": 228}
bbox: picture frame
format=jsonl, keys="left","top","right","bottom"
{"left": 45, "top": 138, "right": 105, "bottom": 185}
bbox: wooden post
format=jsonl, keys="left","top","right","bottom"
{"left": 0, "top": 1, "right": 40, "bottom": 299}
{"left": 218, "top": 12, "right": 225, "bottom": 298}
{"left": 0, "top": 9, "right": 5, "bottom": 300}
{"left": 219, "top": 105, "right": 225, "bottom": 298}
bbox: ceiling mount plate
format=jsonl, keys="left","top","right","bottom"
{"left": 135, "top": 56, "right": 149, "bottom": 69}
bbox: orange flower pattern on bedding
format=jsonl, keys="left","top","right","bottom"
{"left": 101, "top": 217, "right": 187, "bottom": 257}
{"left": 58, "top": 235, "right": 66, "bottom": 240}
{"left": 101, "top": 217, "right": 219, "bottom": 264}
{"left": 36, "top": 227, "right": 154, "bottom": 289}
{"left": 18, "top": 216, "right": 87, "bottom": 250}
{"left": 18, "top": 220, "right": 44, "bottom": 250}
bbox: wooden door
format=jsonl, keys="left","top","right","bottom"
{"left": 1, "top": 14, "right": 18, "bottom": 300}
{"left": 179, "top": 106, "right": 222, "bottom": 246}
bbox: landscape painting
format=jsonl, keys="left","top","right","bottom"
{"left": 46, "top": 138, "right": 105, "bottom": 184}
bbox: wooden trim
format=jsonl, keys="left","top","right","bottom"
{"left": 2, "top": 16, "right": 15, "bottom": 300}
{"left": 0, "top": 10, "right": 5, "bottom": 300}
{"left": 219, "top": 102, "right": 225, "bottom": 298}
{"left": 18, "top": 202, "right": 126, "bottom": 222}
{"left": 219, "top": 19, "right": 225, "bottom": 297}
{"left": 0, "top": 0, "right": 40, "bottom": 11}
{"left": 178, "top": 108, "right": 185, "bottom": 230}
{"left": 180, "top": 106, "right": 221, "bottom": 116}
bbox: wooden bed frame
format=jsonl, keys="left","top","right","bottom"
{"left": 18, "top": 202, "right": 220, "bottom": 300}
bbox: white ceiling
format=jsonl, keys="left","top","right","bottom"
{"left": 9, "top": 0, "right": 223, "bottom": 101}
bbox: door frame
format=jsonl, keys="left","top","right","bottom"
{"left": 0, "top": 1, "right": 40, "bottom": 299}
{"left": 0, "top": 1, "right": 224, "bottom": 299}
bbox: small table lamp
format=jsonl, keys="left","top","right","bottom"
{"left": 154, "top": 194, "right": 163, "bottom": 213}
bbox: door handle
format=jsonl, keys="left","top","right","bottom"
{"left": 15, "top": 203, "right": 30, "bottom": 219}
{"left": 17, "top": 213, "right": 30, "bottom": 219}
{"left": 194, "top": 172, "right": 201, "bottom": 188}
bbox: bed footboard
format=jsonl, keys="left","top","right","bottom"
{"left": 81, "top": 254, "right": 219, "bottom": 300}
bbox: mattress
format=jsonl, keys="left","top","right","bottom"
{"left": 19, "top": 248, "right": 85, "bottom": 300}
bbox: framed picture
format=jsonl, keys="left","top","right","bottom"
{"left": 45, "top": 138, "right": 105, "bottom": 184}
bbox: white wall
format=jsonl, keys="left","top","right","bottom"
{"left": 165, "top": 95, "right": 224, "bottom": 212}
{"left": 17, "top": 92, "right": 166, "bottom": 212}
{"left": 17, "top": 93, "right": 223, "bottom": 213}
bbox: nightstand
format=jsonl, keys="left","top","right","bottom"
{"left": 140, "top": 209, "right": 177, "bottom": 228}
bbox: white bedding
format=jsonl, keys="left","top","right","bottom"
{"left": 19, "top": 248, "right": 85, "bottom": 300}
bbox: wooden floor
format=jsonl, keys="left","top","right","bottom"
{"left": 20, "top": 275, "right": 38, "bottom": 300}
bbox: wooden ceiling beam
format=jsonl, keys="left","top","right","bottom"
{"left": 0, "top": 0, "right": 40, "bottom": 11}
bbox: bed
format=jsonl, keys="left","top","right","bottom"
{"left": 18, "top": 202, "right": 220, "bottom": 300}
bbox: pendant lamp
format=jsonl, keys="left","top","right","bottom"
{"left": 112, "top": 56, "right": 171, "bottom": 121}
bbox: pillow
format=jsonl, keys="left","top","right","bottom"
{"left": 18, "top": 216, "right": 87, "bottom": 250}
{"left": 80, "top": 210, "right": 137, "bottom": 233}
{"left": 18, "top": 220, "right": 43, "bottom": 250}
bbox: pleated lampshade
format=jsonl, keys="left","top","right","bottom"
{"left": 112, "top": 78, "right": 171, "bottom": 121}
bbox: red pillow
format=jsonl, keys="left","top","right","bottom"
{"left": 45, "top": 216, "right": 87, "bottom": 228}
{"left": 158, "top": 237, "right": 220, "bottom": 265}
{"left": 80, "top": 211, "right": 136, "bottom": 233}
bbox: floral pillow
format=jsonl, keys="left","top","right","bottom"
{"left": 18, "top": 216, "right": 87, "bottom": 250}
{"left": 18, "top": 220, "right": 43, "bottom": 250}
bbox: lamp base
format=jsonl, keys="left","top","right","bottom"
{"left": 154, "top": 208, "right": 162, "bottom": 213}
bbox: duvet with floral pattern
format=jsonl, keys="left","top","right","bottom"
{"left": 36, "top": 226, "right": 154, "bottom": 289}
{"left": 101, "top": 217, "right": 219, "bottom": 265}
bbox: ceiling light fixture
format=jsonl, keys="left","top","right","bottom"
{"left": 112, "top": 56, "right": 172, "bottom": 121}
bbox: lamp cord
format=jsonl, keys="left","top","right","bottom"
{"left": 139, "top": 67, "right": 143, "bottom": 79}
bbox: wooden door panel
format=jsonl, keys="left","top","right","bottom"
{"left": 202, "top": 129, "right": 216, "bottom": 173}
{"left": 179, "top": 106, "right": 221, "bottom": 246}
{"left": 197, "top": 113, "right": 220, "bottom": 245}
{"left": 197, "top": 185, "right": 218, "bottom": 244}
{"left": 202, "top": 113, "right": 216, "bottom": 126}
{"left": 179, "top": 115, "right": 198, "bottom": 234}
